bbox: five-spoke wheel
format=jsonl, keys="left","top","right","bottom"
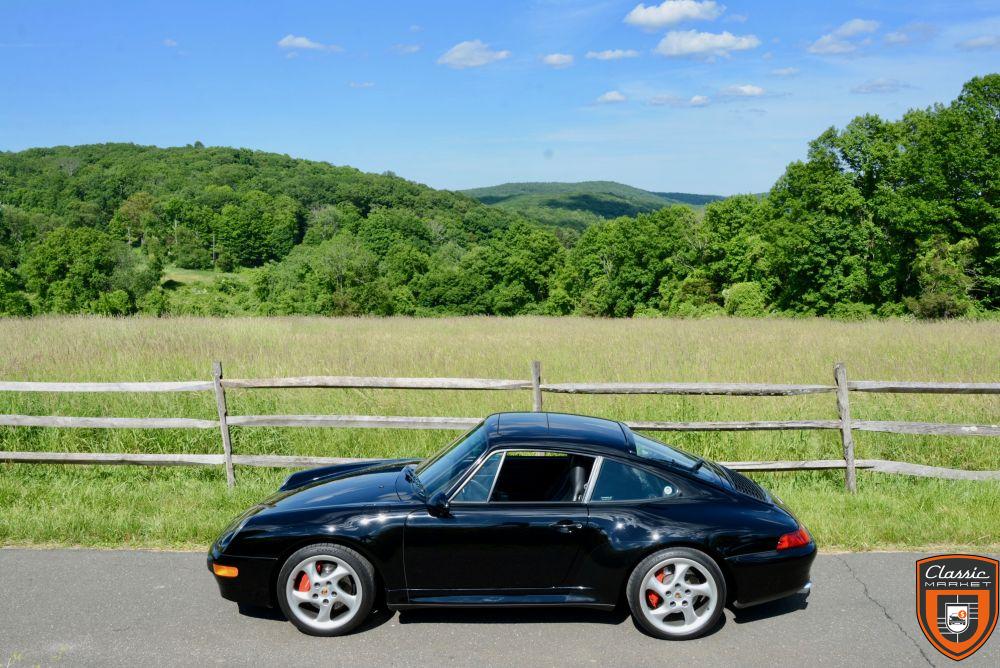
{"left": 627, "top": 548, "right": 726, "bottom": 640}
{"left": 276, "top": 544, "right": 375, "bottom": 636}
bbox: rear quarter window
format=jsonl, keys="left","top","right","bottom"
{"left": 590, "top": 459, "right": 678, "bottom": 502}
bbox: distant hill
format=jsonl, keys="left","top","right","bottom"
{"left": 462, "top": 181, "right": 724, "bottom": 230}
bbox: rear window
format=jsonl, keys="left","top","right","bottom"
{"left": 631, "top": 432, "right": 723, "bottom": 485}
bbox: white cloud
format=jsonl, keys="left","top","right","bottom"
{"left": 625, "top": 1, "right": 724, "bottom": 30}
{"left": 654, "top": 30, "right": 760, "bottom": 58}
{"left": 851, "top": 78, "right": 911, "bottom": 94}
{"left": 808, "top": 34, "right": 855, "bottom": 54}
{"left": 277, "top": 34, "right": 342, "bottom": 52}
{"left": 163, "top": 38, "right": 178, "bottom": 48}
{"left": 349, "top": 81, "right": 375, "bottom": 89}
{"left": 808, "top": 19, "right": 879, "bottom": 54}
{"left": 956, "top": 35, "right": 1000, "bottom": 51}
{"left": 596, "top": 90, "right": 626, "bottom": 103}
{"left": 835, "top": 19, "right": 879, "bottom": 38}
{"left": 586, "top": 48, "right": 640, "bottom": 60}
{"left": 723, "top": 83, "right": 765, "bottom": 96}
{"left": 542, "top": 53, "right": 574, "bottom": 67}
{"left": 410, "top": 25, "right": 423, "bottom": 33}
{"left": 648, "top": 93, "right": 711, "bottom": 107}
{"left": 437, "top": 40, "right": 510, "bottom": 68}
{"left": 392, "top": 43, "right": 421, "bottom": 55}
{"left": 884, "top": 23, "right": 935, "bottom": 46}
{"left": 770, "top": 66, "right": 799, "bottom": 76}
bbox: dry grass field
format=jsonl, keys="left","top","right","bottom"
{"left": 1, "top": 316, "right": 997, "bottom": 550}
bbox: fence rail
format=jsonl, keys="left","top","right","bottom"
{"left": 1, "top": 361, "right": 997, "bottom": 491}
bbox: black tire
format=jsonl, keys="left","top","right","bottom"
{"left": 626, "top": 547, "right": 727, "bottom": 640}
{"left": 276, "top": 543, "right": 376, "bottom": 637}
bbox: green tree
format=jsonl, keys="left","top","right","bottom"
{"left": 216, "top": 191, "right": 302, "bottom": 267}
{"left": 22, "top": 227, "right": 120, "bottom": 312}
{"left": 558, "top": 206, "right": 700, "bottom": 316}
{"left": 0, "top": 268, "right": 31, "bottom": 316}
{"left": 763, "top": 137, "right": 883, "bottom": 314}
{"left": 701, "top": 194, "right": 770, "bottom": 294}
{"left": 905, "top": 237, "right": 979, "bottom": 318}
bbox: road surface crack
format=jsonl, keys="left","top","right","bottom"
{"left": 835, "top": 555, "right": 934, "bottom": 666}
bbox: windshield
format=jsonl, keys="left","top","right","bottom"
{"left": 631, "top": 432, "right": 722, "bottom": 484}
{"left": 414, "top": 422, "right": 489, "bottom": 496}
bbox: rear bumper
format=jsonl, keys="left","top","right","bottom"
{"left": 207, "top": 547, "right": 278, "bottom": 608}
{"left": 726, "top": 542, "right": 817, "bottom": 608}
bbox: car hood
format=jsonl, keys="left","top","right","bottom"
{"left": 262, "top": 459, "right": 416, "bottom": 512}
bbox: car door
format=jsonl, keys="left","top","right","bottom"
{"left": 403, "top": 449, "right": 593, "bottom": 595}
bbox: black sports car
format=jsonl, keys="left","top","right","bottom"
{"left": 209, "top": 412, "right": 815, "bottom": 639}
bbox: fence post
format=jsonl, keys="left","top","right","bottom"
{"left": 531, "top": 360, "right": 543, "bottom": 412}
{"left": 834, "top": 362, "right": 857, "bottom": 493}
{"left": 212, "top": 361, "right": 236, "bottom": 488}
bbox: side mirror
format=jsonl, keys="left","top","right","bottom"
{"left": 427, "top": 491, "right": 450, "bottom": 517}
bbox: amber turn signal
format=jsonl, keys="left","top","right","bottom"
{"left": 212, "top": 563, "right": 239, "bottom": 578}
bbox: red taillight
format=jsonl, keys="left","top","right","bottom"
{"left": 777, "top": 525, "right": 812, "bottom": 550}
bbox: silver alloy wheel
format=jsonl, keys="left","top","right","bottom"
{"left": 639, "top": 557, "right": 719, "bottom": 637}
{"left": 284, "top": 555, "right": 363, "bottom": 632}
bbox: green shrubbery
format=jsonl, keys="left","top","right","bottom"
{"left": 723, "top": 282, "right": 768, "bottom": 317}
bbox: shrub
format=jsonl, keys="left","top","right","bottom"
{"left": 722, "top": 281, "right": 767, "bottom": 317}
{"left": 828, "top": 302, "right": 874, "bottom": 321}
{"left": 90, "top": 289, "right": 132, "bottom": 316}
{"left": 0, "top": 268, "right": 31, "bottom": 316}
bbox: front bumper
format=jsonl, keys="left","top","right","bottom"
{"left": 726, "top": 542, "right": 817, "bottom": 608}
{"left": 207, "top": 546, "right": 278, "bottom": 608}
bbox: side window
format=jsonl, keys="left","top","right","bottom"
{"left": 489, "top": 451, "right": 595, "bottom": 503}
{"left": 452, "top": 452, "right": 503, "bottom": 503}
{"left": 590, "top": 460, "right": 677, "bottom": 502}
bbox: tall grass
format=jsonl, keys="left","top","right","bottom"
{"left": 0, "top": 316, "right": 997, "bottom": 550}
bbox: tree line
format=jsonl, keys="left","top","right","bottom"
{"left": 0, "top": 74, "right": 996, "bottom": 319}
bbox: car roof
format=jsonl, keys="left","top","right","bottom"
{"left": 484, "top": 412, "right": 631, "bottom": 454}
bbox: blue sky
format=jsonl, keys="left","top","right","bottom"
{"left": 2, "top": 1, "right": 998, "bottom": 195}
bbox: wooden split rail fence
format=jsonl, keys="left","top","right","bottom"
{"left": 1, "top": 361, "right": 998, "bottom": 492}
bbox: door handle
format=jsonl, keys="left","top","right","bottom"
{"left": 551, "top": 520, "right": 584, "bottom": 532}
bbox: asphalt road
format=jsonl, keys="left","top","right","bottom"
{"left": 1, "top": 549, "right": 997, "bottom": 667}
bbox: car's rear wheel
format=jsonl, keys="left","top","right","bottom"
{"left": 626, "top": 547, "right": 726, "bottom": 640}
{"left": 276, "top": 543, "right": 375, "bottom": 636}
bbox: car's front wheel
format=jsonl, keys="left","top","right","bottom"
{"left": 626, "top": 547, "right": 726, "bottom": 640}
{"left": 276, "top": 543, "right": 375, "bottom": 636}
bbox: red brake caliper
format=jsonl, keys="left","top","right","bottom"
{"left": 297, "top": 571, "right": 311, "bottom": 593}
{"left": 646, "top": 569, "right": 666, "bottom": 608}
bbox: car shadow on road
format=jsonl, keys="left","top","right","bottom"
{"left": 730, "top": 593, "right": 809, "bottom": 624}
{"left": 398, "top": 606, "right": 631, "bottom": 626}
{"left": 237, "top": 603, "right": 398, "bottom": 633}
{"left": 237, "top": 603, "right": 286, "bottom": 622}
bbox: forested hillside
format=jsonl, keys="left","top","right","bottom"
{"left": 0, "top": 74, "right": 996, "bottom": 319}
{"left": 462, "top": 180, "right": 723, "bottom": 230}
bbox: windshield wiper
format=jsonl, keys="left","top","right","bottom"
{"left": 688, "top": 458, "right": 705, "bottom": 473}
